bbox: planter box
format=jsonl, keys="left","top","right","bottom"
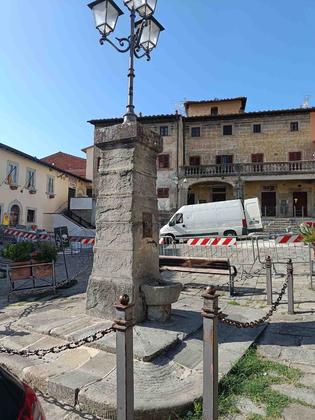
{"left": 29, "top": 190, "right": 37, "bottom": 195}
{"left": 9, "top": 185, "right": 18, "bottom": 191}
{"left": 9, "top": 261, "right": 32, "bottom": 281}
{"left": 31, "top": 261, "right": 53, "bottom": 278}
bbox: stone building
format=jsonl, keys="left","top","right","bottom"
{"left": 86, "top": 97, "right": 315, "bottom": 222}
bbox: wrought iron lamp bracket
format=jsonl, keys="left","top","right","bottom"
{"left": 99, "top": 18, "right": 150, "bottom": 60}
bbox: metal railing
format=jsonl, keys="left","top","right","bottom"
{"left": 184, "top": 160, "right": 315, "bottom": 178}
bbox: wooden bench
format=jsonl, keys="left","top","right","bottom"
{"left": 159, "top": 255, "right": 237, "bottom": 296}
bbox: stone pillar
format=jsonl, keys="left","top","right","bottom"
{"left": 86, "top": 122, "right": 163, "bottom": 322}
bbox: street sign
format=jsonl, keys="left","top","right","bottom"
{"left": 54, "top": 226, "right": 70, "bottom": 249}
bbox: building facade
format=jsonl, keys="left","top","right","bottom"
{"left": 0, "top": 143, "right": 92, "bottom": 231}
{"left": 86, "top": 97, "right": 315, "bottom": 222}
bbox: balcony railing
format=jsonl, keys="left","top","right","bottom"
{"left": 183, "top": 160, "right": 315, "bottom": 178}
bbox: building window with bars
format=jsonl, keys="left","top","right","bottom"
{"left": 191, "top": 127, "right": 201, "bottom": 137}
{"left": 157, "top": 188, "right": 169, "bottom": 198}
{"left": 189, "top": 156, "right": 201, "bottom": 166}
{"left": 223, "top": 125, "right": 233, "bottom": 135}
{"left": 159, "top": 126, "right": 169, "bottom": 136}
{"left": 290, "top": 122, "right": 299, "bottom": 132}
{"left": 253, "top": 124, "right": 261, "bottom": 133}
{"left": 157, "top": 154, "right": 170, "bottom": 169}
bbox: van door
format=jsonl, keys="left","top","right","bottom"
{"left": 244, "top": 198, "right": 263, "bottom": 231}
{"left": 170, "top": 211, "right": 193, "bottom": 239}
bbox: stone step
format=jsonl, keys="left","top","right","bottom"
{"left": 0, "top": 309, "right": 267, "bottom": 419}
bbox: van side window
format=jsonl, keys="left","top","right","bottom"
{"left": 175, "top": 213, "right": 183, "bottom": 224}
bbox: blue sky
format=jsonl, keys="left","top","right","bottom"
{"left": 0, "top": 0, "right": 314, "bottom": 158}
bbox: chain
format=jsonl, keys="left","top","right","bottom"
{"left": 0, "top": 326, "right": 115, "bottom": 357}
{"left": 218, "top": 278, "right": 288, "bottom": 328}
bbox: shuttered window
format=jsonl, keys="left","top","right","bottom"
{"left": 157, "top": 154, "right": 170, "bottom": 169}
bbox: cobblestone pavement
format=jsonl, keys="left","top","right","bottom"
{"left": 0, "top": 244, "right": 314, "bottom": 419}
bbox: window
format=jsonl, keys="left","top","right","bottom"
{"left": 216, "top": 155, "right": 233, "bottom": 164}
{"left": 251, "top": 153, "right": 264, "bottom": 162}
{"left": 157, "top": 188, "right": 169, "bottom": 198}
{"left": 253, "top": 124, "right": 261, "bottom": 133}
{"left": 47, "top": 176, "right": 55, "bottom": 194}
{"left": 211, "top": 106, "right": 218, "bottom": 116}
{"left": 157, "top": 154, "right": 170, "bottom": 169}
{"left": 290, "top": 122, "right": 299, "bottom": 132}
{"left": 216, "top": 155, "right": 233, "bottom": 174}
{"left": 169, "top": 213, "right": 183, "bottom": 226}
{"left": 289, "top": 151, "right": 302, "bottom": 170}
{"left": 27, "top": 209, "right": 36, "bottom": 224}
{"left": 7, "top": 162, "right": 18, "bottom": 185}
{"left": 191, "top": 127, "right": 201, "bottom": 137}
{"left": 189, "top": 156, "right": 201, "bottom": 166}
{"left": 160, "top": 126, "right": 169, "bottom": 136}
{"left": 26, "top": 168, "right": 36, "bottom": 190}
{"left": 86, "top": 188, "right": 93, "bottom": 198}
{"left": 289, "top": 152, "right": 301, "bottom": 161}
{"left": 223, "top": 125, "right": 233, "bottom": 135}
{"left": 251, "top": 153, "right": 264, "bottom": 172}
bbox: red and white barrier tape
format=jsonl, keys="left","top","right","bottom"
{"left": 188, "top": 237, "right": 237, "bottom": 246}
{"left": 3, "top": 228, "right": 95, "bottom": 245}
{"left": 275, "top": 234, "right": 302, "bottom": 244}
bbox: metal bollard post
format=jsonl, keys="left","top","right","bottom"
{"left": 287, "top": 259, "right": 294, "bottom": 315}
{"left": 265, "top": 256, "right": 273, "bottom": 305}
{"left": 202, "top": 286, "right": 219, "bottom": 420}
{"left": 114, "top": 294, "right": 135, "bottom": 420}
{"left": 308, "top": 244, "right": 314, "bottom": 290}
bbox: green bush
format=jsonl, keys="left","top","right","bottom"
{"left": 1, "top": 242, "right": 35, "bottom": 262}
{"left": 299, "top": 223, "right": 315, "bottom": 244}
{"left": 32, "top": 243, "right": 58, "bottom": 262}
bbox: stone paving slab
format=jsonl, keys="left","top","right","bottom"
{"left": 0, "top": 291, "right": 268, "bottom": 419}
{"left": 272, "top": 383, "right": 315, "bottom": 406}
{"left": 283, "top": 403, "right": 315, "bottom": 420}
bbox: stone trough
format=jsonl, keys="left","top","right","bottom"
{"left": 142, "top": 282, "right": 182, "bottom": 322}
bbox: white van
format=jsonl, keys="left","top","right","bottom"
{"left": 160, "top": 198, "right": 262, "bottom": 240}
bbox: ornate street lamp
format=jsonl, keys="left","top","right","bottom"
{"left": 88, "top": 0, "right": 164, "bottom": 123}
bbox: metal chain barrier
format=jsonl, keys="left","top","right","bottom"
{"left": 0, "top": 325, "right": 115, "bottom": 357}
{"left": 218, "top": 277, "right": 288, "bottom": 328}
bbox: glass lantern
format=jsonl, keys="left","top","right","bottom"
{"left": 88, "top": 0, "right": 123, "bottom": 36}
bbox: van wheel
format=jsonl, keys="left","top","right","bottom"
{"left": 224, "top": 230, "right": 237, "bottom": 237}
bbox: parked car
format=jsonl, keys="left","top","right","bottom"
{"left": 160, "top": 198, "right": 263, "bottom": 240}
{"left": 0, "top": 364, "right": 45, "bottom": 420}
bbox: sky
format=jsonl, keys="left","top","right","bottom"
{"left": 0, "top": 0, "right": 314, "bottom": 158}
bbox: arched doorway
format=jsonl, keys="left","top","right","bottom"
{"left": 10, "top": 204, "right": 20, "bottom": 226}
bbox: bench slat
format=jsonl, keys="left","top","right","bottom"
{"left": 160, "top": 266, "right": 231, "bottom": 275}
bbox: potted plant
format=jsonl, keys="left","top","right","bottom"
{"left": 9, "top": 185, "right": 18, "bottom": 191}
{"left": 299, "top": 223, "right": 315, "bottom": 256}
{"left": 29, "top": 188, "right": 37, "bottom": 195}
{"left": 31, "top": 243, "right": 58, "bottom": 278}
{"left": 1, "top": 242, "right": 34, "bottom": 280}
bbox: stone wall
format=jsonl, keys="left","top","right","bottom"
{"left": 184, "top": 113, "right": 312, "bottom": 165}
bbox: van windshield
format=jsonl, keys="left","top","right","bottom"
{"left": 169, "top": 213, "right": 183, "bottom": 226}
